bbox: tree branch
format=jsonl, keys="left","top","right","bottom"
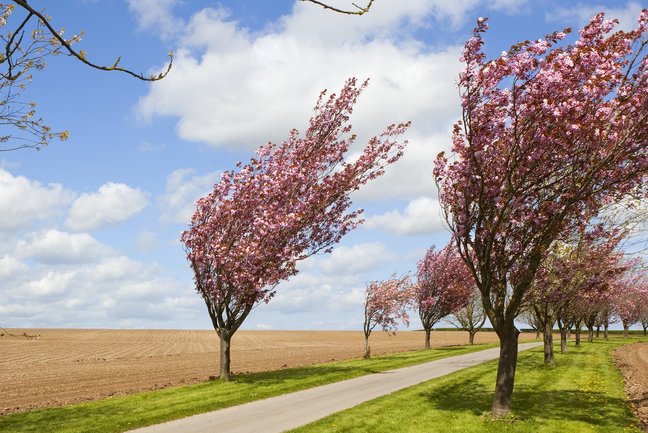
{"left": 12, "top": 0, "right": 172, "bottom": 81}
{"left": 299, "top": 0, "right": 375, "bottom": 15}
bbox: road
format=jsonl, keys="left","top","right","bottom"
{"left": 128, "top": 342, "right": 542, "bottom": 433}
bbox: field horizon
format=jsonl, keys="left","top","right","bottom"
{"left": 0, "top": 328, "right": 537, "bottom": 414}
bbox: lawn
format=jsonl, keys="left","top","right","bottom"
{"left": 0, "top": 343, "right": 496, "bottom": 433}
{"left": 289, "top": 337, "right": 645, "bottom": 433}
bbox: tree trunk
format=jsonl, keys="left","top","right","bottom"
{"left": 574, "top": 324, "right": 581, "bottom": 348}
{"left": 623, "top": 322, "right": 629, "bottom": 338}
{"left": 643, "top": 325, "right": 647, "bottom": 337}
{"left": 604, "top": 323, "right": 609, "bottom": 340}
{"left": 535, "top": 329, "right": 540, "bottom": 340}
{"left": 219, "top": 332, "right": 232, "bottom": 381}
{"left": 596, "top": 325, "right": 600, "bottom": 338}
{"left": 560, "top": 328, "right": 567, "bottom": 353}
{"left": 469, "top": 330, "right": 476, "bottom": 345}
{"left": 424, "top": 328, "right": 431, "bottom": 350}
{"left": 543, "top": 321, "right": 555, "bottom": 366}
{"left": 491, "top": 326, "right": 520, "bottom": 418}
{"left": 364, "top": 335, "right": 371, "bottom": 359}
{"left": 587, "top": 327, "right": 593, "bottom": 343}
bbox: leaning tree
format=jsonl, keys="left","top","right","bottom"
{"left": 434, "top": 11, "right": 648, "bottom": 416}
{"left": 182, "top": 78, "right": 409, "bottom": 380}
{"left": 414, "top": 242, "right": 473, "bottom": 350}
{"left": 362, "top": 275, "right": 411, "bottom": 359}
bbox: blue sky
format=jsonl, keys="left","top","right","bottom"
{"left": 1, "top": 0, "right": 646, "bottom": 330}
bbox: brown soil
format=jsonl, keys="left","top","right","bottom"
{"left": 0, "top": 328, "right": 535, "bottom": 414}
{"left": 615, "top": 342, "right": 648, "bottom": 432}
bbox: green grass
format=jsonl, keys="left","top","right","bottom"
{"left": 289, "top": 337, "right": 645, "bottom": 433}
{"left": 0, "top": 343, "right": 496, "bottom": 433}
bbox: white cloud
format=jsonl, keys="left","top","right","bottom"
{"left": 158, "top": 168, "right": 220, "bottom": 223}
{"left": 135, "top": 228, "right": 159, "bottom": 252}
{"left": 0, "top": 168, "right": 73, "bottom": 231}
{"left": 0, "top": 252, "right": 203, "bottom": 328}
{"left": 127, "top": 0, "right": 184, "bottom": 40}
{"left": 550, "top": 1, "right": 645, "bottom": 31}
{"left": 0, "top": 255, "right": 28, "bottom": 278}
{"left": 315, "top": 242, "right": 395, "bottom": 275}
{"left": 66, "top": 182, "right": 149, "bottom": 231}
{"left": 16, "top": 229, "right": 114, "bottom": 264}
{"left": 364, "top": 196, "right": 445, "bottom": 235}
{"left": 490, "top": 0, "right": 529, "bottom": 13}
{"left": 351, "top": 132, "right": 446, "bottom": 200}
{"left": 135, "top": 3, "right": 465, "bottom": 153}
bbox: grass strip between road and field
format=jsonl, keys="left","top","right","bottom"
{"left": 0, "top": 342, "right": 499, "bottom": 433}
{"left": 289, "top": 337, "right": 646, "bottom": 433}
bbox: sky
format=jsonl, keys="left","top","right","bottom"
{"left": 0, "top": 0, "right": 646, "bottom": 331}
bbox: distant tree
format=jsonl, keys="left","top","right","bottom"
{"left": 448, "top": 288, "right": 486, "bottom": 345}
{"left": 182, "top": 78, "right": 409, "bottom": 380}
{"left": 518, "top": 308, "right": 542, "bottom": 339}
{"left": 435, "top": 12, "right": 648, "bottom": 416}
{"left": 612, "top": 260, "right": 648, "bottom": 337}
{"left": 641, "top": 309, "right": 648, "bottom": 336}
{"left": 0, "top": 1, "right": 172, "bottom": 151}
{"left": 414, "top": 243, "right": 473, "bottom": 350}
{"left": 362, "top": 275, "right": 412, "bottom": 359}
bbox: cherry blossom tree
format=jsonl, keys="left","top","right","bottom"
{"left": 434, "top": 11, "right": 648, "bottom": 416}
{"left": 362, "top": 275, "right": 412, "bottom": 359}
{"left": 448, "top": 288, "right": 486, "bottom": 345}
{"left": 531, "top": 228, "right": 623, "bottom": 363}
{"left": 612, "top": 260, "right": 648, "bottom": 337}
{"left": 182, "top": 78, "right": 409, "bottom": 380}
{"left": 415, "top": 243, "right": 473, "bottom": 350}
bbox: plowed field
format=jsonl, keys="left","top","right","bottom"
{"left": 0, "top": 328, "right": 535, "bottom": 414}
{"left": 615, "top": 342, "right": 648, "bottom": 432}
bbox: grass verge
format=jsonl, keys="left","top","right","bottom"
{"left": 289, "top": 337, "right": 645, "bottom": 433}
{"left": 0, "top": 343, "right": 497, "bottom": 433}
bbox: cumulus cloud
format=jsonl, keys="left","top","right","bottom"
{"left": 0, "top": 168, "right": 74, "bottom": 231}
{"left": 127, "top": 0, "right": 184, "bottom": 40}
{"left": 549, "top": 1, "right": 645, "bottom": 31}
{"left": 66, "top": 182, "right": 149, "bottom": 231}
{"left": 0, "top": 252, "right": 203, "bottom": 328}
{"left": 364, "top": 196, "right": 445, "bottom": 235}
{"left": 158, "top": 168, "right": 220, "bottom": 223}
{"left": 314, "top": 242, "right": 395, "bottom": 275}
{"left": 135, "top": 3, "right": 465, "bottom": 152}
{"left": 16, "top": 230, "right": 114, "bottom": 264}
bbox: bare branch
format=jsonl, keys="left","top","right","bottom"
{"left": 12, "top": 0, "right": 172, "bottom": 81}
{"left": 300, "top": 0, "right": 375, "bottom": 15}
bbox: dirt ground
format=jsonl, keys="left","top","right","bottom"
{"left": 615, "top": 342, "right": 648, "bottom": 432}
{"left": 0, "top": 328, "right": 536, "bottom": 414}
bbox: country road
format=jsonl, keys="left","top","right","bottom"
{"left": 128, "top": 342, "right": 543, "bottom": 433}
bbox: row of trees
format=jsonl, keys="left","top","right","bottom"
{"left": 362, "top": 242, "right": 484, "bottom": 358}
{"left": 529, "top": 227, "right": 648, "bottom": 364}
{"left": 434, "top": 11, "right": 648, "bottom": 416}
{"left": 181, "top": 6, "right": 648, "bottom": 420}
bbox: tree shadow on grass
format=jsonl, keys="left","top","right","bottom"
{"left": 231, "top": 346, "right": 482, "bottom": 386}
{"left": 422, "top": 373, "right": 632, "bottom": 428}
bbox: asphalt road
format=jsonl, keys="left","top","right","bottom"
{"left": 128, "top": 342, "right": 542, "bottom": 433}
